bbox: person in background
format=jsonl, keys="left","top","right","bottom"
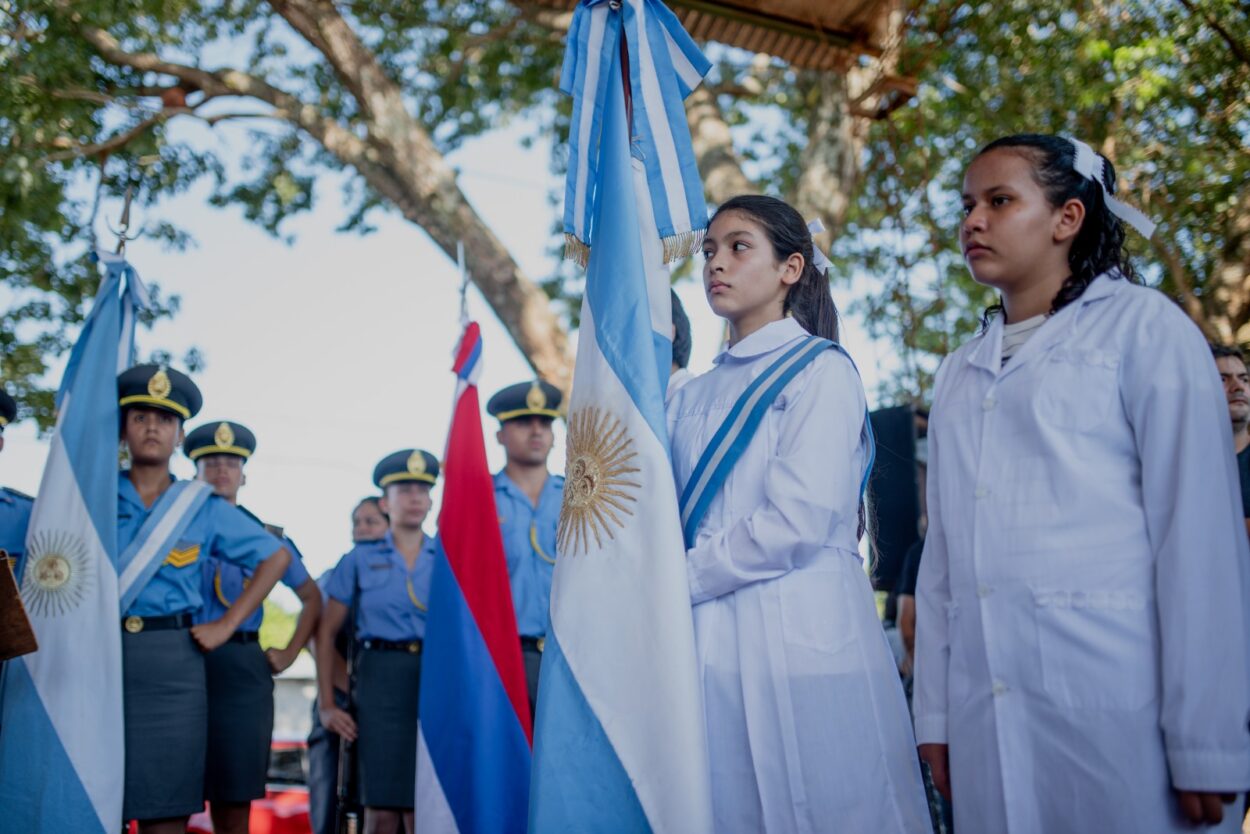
{"left": 668, "top": 288, "right": 694, "bottom": 399}
{"left": 486, "top": 381, "right": 565, "bottom": 714}
{"left": 307, "top": 496, "right": 387, "bottom": 834}
{"left": 1211, "top": 344, "right": 1250, "bottom": 538}
{"left": 184, "top": 420, "right": 322, "bottom": 834}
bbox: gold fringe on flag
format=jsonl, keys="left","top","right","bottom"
{"left": 661, "top": 229, "right": 706, "bottom": 265}
{"left": 564, "top": 233, "right": 590, "bottom": 268}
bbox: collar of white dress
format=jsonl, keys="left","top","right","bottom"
{"left": 715, "top": 317, "right": 809, "bottom": 364}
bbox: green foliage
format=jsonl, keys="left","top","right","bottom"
{"left": 842, "top": 0, "right": 1250, "bottom": 402}
{"left": 259, "top": 596, "right": 297, "bottom": 650}
{"left": 0, "top": 0, "right": 564, "bottom": 426}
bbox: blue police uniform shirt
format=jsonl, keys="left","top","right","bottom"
{"left": 0, "top": 487, "right": 34, "bottom": 580}
{"left": 325, "top": 530, "right": 435, "bottom": 642}
{"left": 195, "top": 507, "right": 311, "bottom": 630}
{"left": 494, "top": 470, "right": 564, "bottom": 638}
{"left": 119, "top": 473, "right": 283, "bottom": 618}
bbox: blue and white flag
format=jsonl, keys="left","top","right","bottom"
{"left": 530, "top": 11, "right": 713, "bottom": 832}
{"left": 560, "top": 0, "right": 711, "bottom": 266}
{"left": 0, "top": 252, "right": 148, "bottom": 834}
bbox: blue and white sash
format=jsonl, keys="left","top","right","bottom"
{"left": 678, "top": 336, "right": 876, "bottom": 549}
{"left": 118, "top": 480, "right": 213, "bottom": 612}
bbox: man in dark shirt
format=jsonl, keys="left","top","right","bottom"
{"left": 1211, "top": 344, "right": 1250, "bottom": 536}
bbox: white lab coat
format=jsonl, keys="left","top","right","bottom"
{"left": 669, "top": 317, "right": 930, "bottom": 834}
{"left": 913, "top": 274, "right": 1250, "bottom": 834}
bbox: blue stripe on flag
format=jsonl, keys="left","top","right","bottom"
{"left": 528, "top": 630, "right": 652, "bottom": 834}
{"left": 583, "top": 39, "right": 668, "bottom": 444}
{"left": 422, "top": 547, "right": 531, "bottom": 834}
{"left": 0, "top": 663, "right": 108, "bottom": 834}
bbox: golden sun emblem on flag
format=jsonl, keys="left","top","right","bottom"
{"left": 558, "top": 406, "right": 641, "bottom": 556}
{"left": 21, "top": 529, "right": 93, "bottom": 617}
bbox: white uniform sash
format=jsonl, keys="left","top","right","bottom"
{"left": 117, "top": 480, "right": 213, "bottom": 612}
{"left": 678, "top": 336, "right": 876, "bottom": 549}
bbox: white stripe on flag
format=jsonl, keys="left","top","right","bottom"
{"left": 117, "top": 483, "right": 208, "bottom": 600}
{"left": 573, "top": 6, "right": 608, "bottom": 243}
{"left": 632, "top": 0, "right": 691, "bottom": 235}
{"left": 416, "top": 726, "right": 461, "bottom": 833}
{"left": 664, "top": 26, "right": 703, "bottom": 92}
{"left": 22, "top": 433, "right": 124, "bottom": 830}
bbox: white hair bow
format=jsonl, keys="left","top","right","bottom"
{"left": 1067, "top": 137, "right": 1157, "bottom": 239}
{"left": 806, "top": 218, "right": 833, "bottom": 276}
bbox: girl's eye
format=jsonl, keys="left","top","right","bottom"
{"left": 991, "top": 195, "right": 1010, "bottom": 206}
{"left": 701, "top": 249, "right": 714, "bottom": 260}
{"left": 731, "top": 241, "right": 749, "bottom": 252}
{"left": 961, "top": 203, "right": 974, "bottom": 216}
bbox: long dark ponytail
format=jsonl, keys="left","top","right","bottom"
{"left": 976, "top": 134, "right": 1140, "bottom": 327}
{"left": 711, "top": 195, "right": 840, "bottom": 342}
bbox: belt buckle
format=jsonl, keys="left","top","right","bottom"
{"left": 536, "top": 637, "right": 545, "bottom": 653}
{"left": 407, "top": 642, "right": 421, "bottom": 654}
{"left": 124, "top": 616, "right": 144, "bottom": 634}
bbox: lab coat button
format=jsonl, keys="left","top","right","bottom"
{"left": 992, "top": 681, "right": 1008, "bottom": 697}
{"left": 975, "top": 487, "right": 990, "bottom": 499}
{"left": 982, "top": 396, "right": 996, "bottom": 411}
{"left": 977, "top": 584, "right": 992, "bottom": 598}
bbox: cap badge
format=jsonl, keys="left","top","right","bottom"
{"left": 214, "top": 422, "right": 235, "bottom": 448}
{"left": 407, "top": 451, "right": 427, "bottom": 476}
{"left": 148, "top": 368, "right": 172, "bottom": 399}
{"left": 526, "top": 381, "right": 546, "bottom": 412}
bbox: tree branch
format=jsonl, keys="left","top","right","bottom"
{"left": 1177, "top": 0, "right": 1250, "bottom": 69}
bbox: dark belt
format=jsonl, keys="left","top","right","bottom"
{"left": 521, "top": 636, "right": 546, "bottom": 653}
{"left": 121, "top": 613, "right": 192, "bottom": 634}
{"left": 229, "top": 630, "right": 260, "bottom": 644}
{"left": 361, "top": 638, "right": 422, "bottom": 654}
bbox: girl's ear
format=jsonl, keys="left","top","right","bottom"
{"left": 1053, "top": 197, "right": 1086, "bottom": 244}
{"left": 780, "top": 252, "right": 805, "bottom": 287}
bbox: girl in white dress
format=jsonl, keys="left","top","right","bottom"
{"left": 668, "top": 195, "right": 930, "bottom": 833}
{"left": 913, "top": 134, "right": 1250, "bottom": 833}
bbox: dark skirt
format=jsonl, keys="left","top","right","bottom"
{"left": 355, "top": 647, "right": 421, "bottom": 809}
{"left": 204, "top": 639, "right": 274, "bottom": 803}
{"left": 122, "top": 628, "right": 207, "bottom": 821}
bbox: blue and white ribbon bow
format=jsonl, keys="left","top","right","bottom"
{"left": 1067, "top": 137, "right": 1157, "bottom": 239}
{"left": 560, "top": 0, "right": 712, "bottom": 265}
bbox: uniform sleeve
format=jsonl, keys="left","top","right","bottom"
{"left": 912, "top": 359, "right": 953, "bottom": 746}
{"left": 324, "top": 551, "right": 358, "bottom": 605}
{"left": 685, "top": 352, "right": 866, "bottom": 604}
{"left": 280, "top": 536, "right": 311, "bottom": 590}
{"left": 1125, "top": 303, "right": 1250, "bottom": 790}
{"left": 208, "top": 499, "right": 283, "bottom": 571}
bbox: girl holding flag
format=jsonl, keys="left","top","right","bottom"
{"left": 668, "top": 195, "right": 929, "bottom": 832}
{"left": 913, "top": 134, "right": 1250, "bottom": 833}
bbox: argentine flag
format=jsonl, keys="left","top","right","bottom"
{"left": 529, "top": 4, "right": 713, "bottom": 830}
{"left": 0, "top": 252, "right": 147, "bottom": 833}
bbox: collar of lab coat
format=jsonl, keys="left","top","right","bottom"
{"left": 714, "top": 317, "right": 809, "bottom": 365}
{"left": 965, "top": 272, "right": 1124, "bottom": 378}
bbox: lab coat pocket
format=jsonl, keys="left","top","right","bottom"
{"left": 780, "top": 565, "right": 855, "bottom": 657}
{"left": 1037, "top": 348, "right": 1120, "bottom": 433}
{"left": 358, "top": 561, "right": 394, "bottom": 591}
{"left": 1031, "top": 587, "right": 1156, "bottom": 710}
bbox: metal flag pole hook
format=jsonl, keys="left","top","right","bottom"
{"left": 457, "top": 240, "right": 470, "bottom": 325}
{"left": 106, "top": 185, "right": 144, "bottom": 255}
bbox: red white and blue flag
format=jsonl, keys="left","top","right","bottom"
{"left": 416, "top": 322, "right": 531, "bottom": 833}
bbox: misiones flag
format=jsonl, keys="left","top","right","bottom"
{"left": 416, "top": 321, "right": 532, "bottom": 833}
{"left": 0, "top": 252, "right": 149, "bottom": 833}
{"left": 530, "top": 1, "right": 713, "bottom": 831}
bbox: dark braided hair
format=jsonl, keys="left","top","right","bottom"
{"left": 710, "top": 195, "right": 840, "bottom": 342}
{"left": 976, "top": 134, "right": 1140, "bottom": 328}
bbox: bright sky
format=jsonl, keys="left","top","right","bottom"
{"left": 0, "top": 115, "right": 893, "bottom": 598}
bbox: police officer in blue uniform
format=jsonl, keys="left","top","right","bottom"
{"left": 0, "top": 389, "right": 34, "bottom": 582}
{"left": 184, "top": 420, "right": 322, "bottom": 834}
{"left": 0, "top": 388, "right": 34, "bottom": 722}
{"left": 114, "top": 365, "right": 291, "bottom": 834}
{"left": 316, "top": 450, "right": 439, "bottom": 834}
{"left": 486, "top": 380, "right": 565, "bottom": 715}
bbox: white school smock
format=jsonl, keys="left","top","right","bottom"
{"left": 668, "top": 317, "right": 929, "bottom": 834}
{"left": 913, "top": 273, "right": 1250, "bottom": 834}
